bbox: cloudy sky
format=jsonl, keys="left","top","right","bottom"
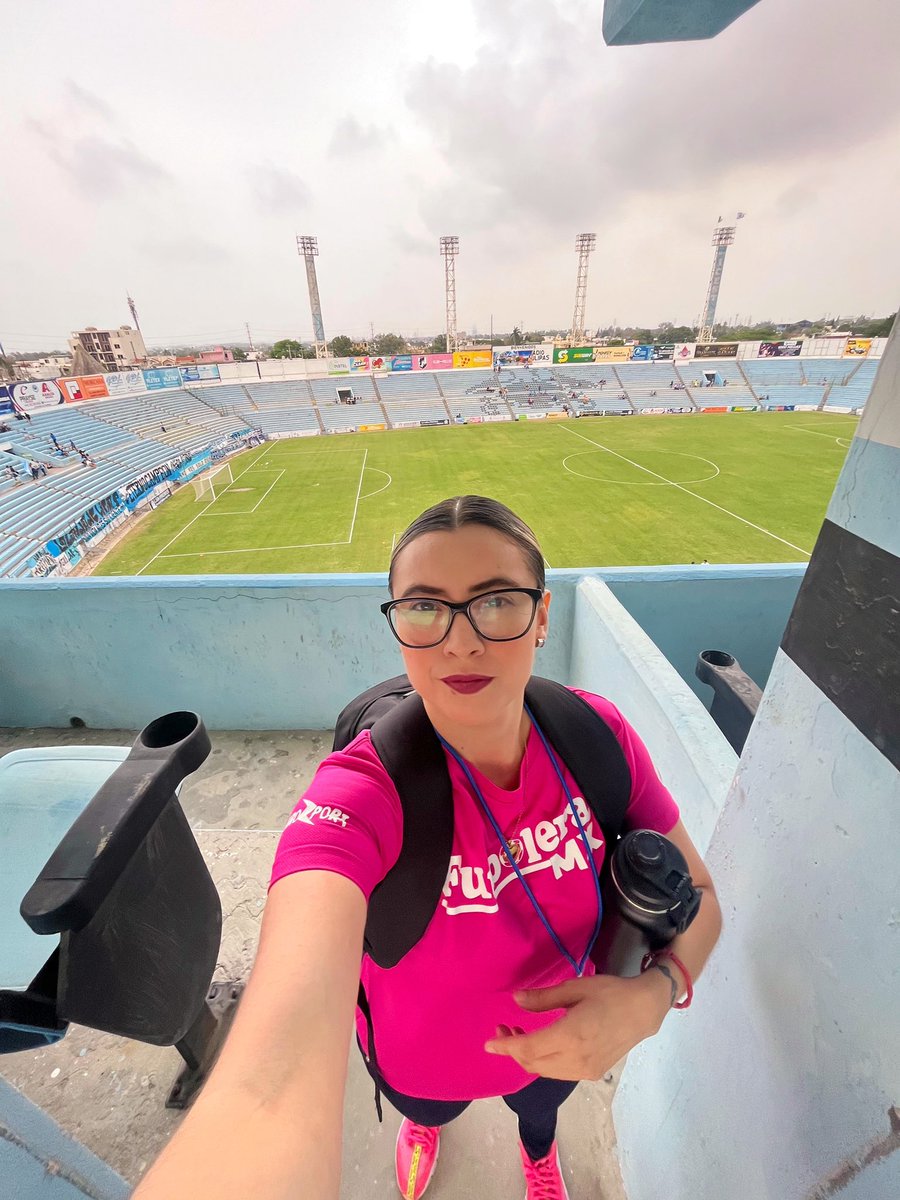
{"left": 3, "top": 0, "right": 899, "bottom": 352}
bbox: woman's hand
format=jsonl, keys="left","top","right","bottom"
{"left": 484, "top": 971, "right": 672, "bottom": 1082}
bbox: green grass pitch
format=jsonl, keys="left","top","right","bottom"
{"left": 93, "top": 411, "right": 857, "bottom": 576}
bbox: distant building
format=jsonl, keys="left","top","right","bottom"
{"left": 68, "top": 326, "right": 147, "bottom": 370}
{"left": 14, "top": 355, "right": 72, "bottom": 380}
{"left": 196, "top": 347, "right": 234, "bottom": 364}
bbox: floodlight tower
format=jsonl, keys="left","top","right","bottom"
{"left": 296, "top": 235, "right": 327, "bottom": 358}
{"left": 570, "top": 233, "right": 596, "bottom": 343}
{"left": 698, "top": 217, "right": 743, "bottom": 342}
{"left": 440, "top": 236, "right": 459, "bottom": 353}
{"left": 127, "top": 293, "right": 141, "bottom": 332}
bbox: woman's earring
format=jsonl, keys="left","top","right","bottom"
{"left": 536, "top": 637, "right": 546, "bottom": 648}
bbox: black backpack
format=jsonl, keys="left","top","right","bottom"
{"left": 333, "top": 674, "right": 633, "bottom": 1115}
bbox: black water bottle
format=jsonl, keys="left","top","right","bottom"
{"left": 590, "top": 830, "right": 702, "bottom": 977}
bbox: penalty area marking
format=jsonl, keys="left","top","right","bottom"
{"left": 135, "top": 442, "right": 271, "bottom": 575}
{"left": 785, "top": 424, "right": 856, "bottom": 450}
{"left": 558, "top": 423, "right": 812, "bottom": 559}
{"left": 359, "top": 466, "right": 392, "bottom": 501}
{"left": 157, "top": 451, "right": 369, "bottom": 560}
{"left": 200, "top": 468, "right": 285, "bottom": 515}
{"left": 562, "top": 448, "right": 720, "bottom": 487}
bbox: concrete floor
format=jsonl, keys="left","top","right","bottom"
{"left": 0, "top": 725, "right": 627, "bottom": 1199}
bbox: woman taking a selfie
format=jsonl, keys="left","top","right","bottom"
{"left": 135, "top": 495, "right": 722, "bottom": 1200}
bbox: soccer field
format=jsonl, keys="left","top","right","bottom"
{"left": 94, "top": 411, "right": 857, "bottom": 576}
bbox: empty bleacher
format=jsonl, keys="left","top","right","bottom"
{"left": 741, "top": 358, "right": 805, "bottom": 388}
{"left": 615, "top": 362, "right": 692, "bottom": 411}
{"left": 679, "top": 360, "right": 757, "bottom": 406}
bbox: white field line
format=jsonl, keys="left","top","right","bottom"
{"left": 359, "top": 467, "right": 392, "bottom": 501}
{"left": 390, "top": 530, "right": 398, "bottom": 556}
{"left": 158, "top": 539, "right": 347, "bottom": 559}
{"left": 346, "top": 448, "right": 369, "bottom": 543}
{"left": 558, "top": 423, "right": 812, "bottom": 558}
{"left": 135, "top": 443, "right": 270, "bottom": 575}
{"left": 201, "top": 468, "right": 285, "bottom": 515}
{"left": 249, "top": 468, "right": 285, "bottom": 512}
{"left": 786, "top": 424, "right": 854, "bottom": 447}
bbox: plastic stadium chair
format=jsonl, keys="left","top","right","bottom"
{"left": 0, "top": 712, "right": 242, "bottom": 1108}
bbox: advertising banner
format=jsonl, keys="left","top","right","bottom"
{"left": 12, "top": 379, "right": 65, "bottom": 409}
{"left": 390, "top": 356, "right": 413, "bottom": 372}
{"left": 453, "top": 349, "right": 493, "bottom": 369}
{"left": 421, "top": 418, "right": 450, "bottom": 427}
{"left": 179, "top": 364, "right": 221, "bottom": 382}
{"left": 673, "top": 343, "right": 695, "bottom": 360}
{"left": 844, "top": 338, "right": 872, "bottom": 357}
{"left": 758, "top": 340, "right": 802, "bottom": 357}
{"left": 701, "top": 406, "right": 729, "bottom": 413}
{"left": 143, "top": 367, "right": 183, "bottom": 391}
{"left": 369, "top": 356, "right": 389, "bottom": 371}
{"left": 0, "top": 384, "right": 14, "bottom": 414}
{"left": 60, "top": 375, "right": 110, "bottom": 402}
{"left": 553, "top": 346, "right": 595, "bottom": 364}
{"left": 630, "top": 344, "right": 654, "bottom": 361}
{"left": 653, "top": 344, "right": 675, "bottom": 360}
{"left": 326, "top": 358, "right": 350, "bottom": 375}
{"left": 766, "top": 405, "right": 796, "bottom": 412}
{"left": 392, "top": 421, "right": 421, "bottom": 429}
{"left": 104, "top": 369, "right": 148, "bottom": 397}
{"left": 484, "top": 413, "right": 512, "bottom": 422}
{"left": 357, "top": 424, "right": 386, "bottom": 432}
{"left": 695, "top": 343, "right": 738, "bottom": 358}
{"left": 413, "top": 353, "right": 454, "bottom": 371}
{"left": 731, "top": 405, "right": 759, "bottom": 412}
{"left": 493, "top": 346, "right": 552, "bottom": 368}
{"left": 348, "top": 356, "right": 370, "bottom": 372}
{"left": 590, "top": 347, "right": 631, "bottom": 363}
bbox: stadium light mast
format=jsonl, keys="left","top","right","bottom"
{"left": 570, "top": 233, "right": 596, "bottom": 343}
{"left": 127, "top": 293, "right": 141, "bottom": 333}
{"left": 296, "top": 235, "right": 328, "bottom": 359}
{"left": 698, "top": 214, "right": 744, "bottom": 342}
{"left": 440, "top": 236, "right": 459, "bottom": 353}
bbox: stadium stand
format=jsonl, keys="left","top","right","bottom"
{"left": 741, "top": 358, "right": 805, "bottom": 387}
{"left": 0, "top": 355, "right": 883, "bottom": 577}
{"left": 615, "top": 362, "right": 694, "bottom": 411}
{"left": 372, "top": 374, "right": 442, "bottom": 403}
{"left": 552, "top": 366, "right": 633, "bottom": 413}
{"left": 678, "top": 360, "right": 757, "bottom": 406}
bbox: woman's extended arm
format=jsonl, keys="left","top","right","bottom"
{"left": 133, "top": 869, "right": 367, "bottom": 1200}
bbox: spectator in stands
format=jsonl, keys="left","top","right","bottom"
{"left": 599, "top": 379, "right": 606, "bottom": 388}
{"left": 29, "top": 462, "right": 41, "bottom": 481}
{"left": 50, "top": 432, "right": 61, "bottom": 450}
{"left": 68, "top": 440, "right": 78, "bottom": 453}
{"left": 5, "top": 465, "right": 19, "bottom": 484}
{"left": 649, "top": 390, "right": 657, "bottom": 398}
{"left": 668, "top": 380, "right": 674, "bottom": 389}
{"left": 79, "top": 449, "right": 90, "bottom": 468}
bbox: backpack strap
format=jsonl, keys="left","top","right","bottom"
{"left": 523, "top": 678, "right": 632, "bottom": 848}
{"left": 366, "top": 693, "right": 454, "bottom": 968}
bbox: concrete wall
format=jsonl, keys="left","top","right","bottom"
{"left": 0, "top": 567, "right": 801, "bottom": 731}
{"left": 0, "top": 1077, "right": 128, "bottom": 1200}
{"left": 613, "top": 315, "right": 900, "bottom": 1199}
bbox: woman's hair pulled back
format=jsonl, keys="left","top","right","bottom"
{"left": 388, "top": 495, "right": 545, "bottom": 595}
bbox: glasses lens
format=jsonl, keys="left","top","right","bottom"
{"left": 469, "top": 591, "right": 536, "bottom": 640}
{"left": 389, "top": 599, "right": 451, "bottom": 647}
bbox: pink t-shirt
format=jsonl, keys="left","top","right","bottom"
{"left": 269, "top": 690, "right": 679, "bottom": 1101}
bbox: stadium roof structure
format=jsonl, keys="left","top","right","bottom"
{"left": 603, "top": 0, "right": 761, "bottom": 45}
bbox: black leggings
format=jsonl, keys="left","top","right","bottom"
{"left": 359, "top": 1042, "right": 578, "bottom": 1162}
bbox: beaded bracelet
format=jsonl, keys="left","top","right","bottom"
{"left": 640, "top": 949, "right": 694, "bottom": 1010}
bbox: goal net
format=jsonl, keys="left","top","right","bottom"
{"left": 193, "top": 462, "right": 233, "bottom": 501}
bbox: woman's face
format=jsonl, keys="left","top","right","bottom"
{"left": 389, "top": 524, "right": 551, "bottom": 730}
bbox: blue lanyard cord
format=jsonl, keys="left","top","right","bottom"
{"left": 437, "top": 706, "right": 604, "bottom": 978}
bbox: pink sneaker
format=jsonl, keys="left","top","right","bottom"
{"left": 395, "top": 1119, "right": 441, "bottom": 1200}
{"left": 519, "top": 1139, "right": 570, "bottom": 1199}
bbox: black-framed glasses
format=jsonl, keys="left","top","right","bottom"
{"left": 381, "top": 588, "right": 544, "bottom": 649}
